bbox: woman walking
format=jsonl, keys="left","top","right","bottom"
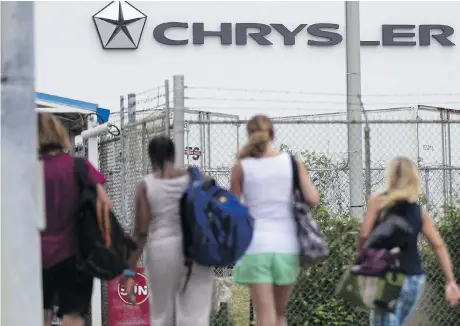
{"left": 124, "top": 136, "right": 214, "bottom": 326}
{"left": 39, "top": 112, "right": 110, "bottom": 326}
{"left": 230, "top": 115, "right": 320, "bottom": 326}
{"left": 358, "top": 156, "right": 460, "bottom": 325}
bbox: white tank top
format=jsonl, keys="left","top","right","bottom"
{"left": 240, "top": 152, "right": 299, "bottom": 254}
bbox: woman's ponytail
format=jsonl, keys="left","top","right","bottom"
{"left": 237, "top": 130, "right": 270, "bottom": 159}
{"left": 236, "top": 115, "right": 274, "bottom": 160}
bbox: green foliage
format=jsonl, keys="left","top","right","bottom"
{"left": 287, "top": 209, "right": 367, "bottom": 326}
{"left": 279, "top": 145, "right": 460, "bottom": 325}
{"left": 281, "top": 145, "right": 369, "bottom": 325}
{"left": 420, "top": 204, "right": 460, "bottom": 326}
{"left": 211, "top": 303, "right": 235, "bottom": 326}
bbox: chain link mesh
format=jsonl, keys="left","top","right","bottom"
{"left": 97, "top": 113, "right": 167, "bottom": 326}
{"left": 91, "top": 118, "right": 460, "bottom": 326}
{"left": 186, "top": 119, "right": 460, "bottom": 326}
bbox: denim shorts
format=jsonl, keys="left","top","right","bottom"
{"left": 370, "top": 274, "right": 426, "bottom": 326}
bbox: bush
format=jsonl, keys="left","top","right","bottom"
{"left": 419, "top": 204, "right": 460, "bottom": 326}
{"left": 280, "top": 146, "right": 369, "bottom": 325}
{"left": 286, "top": 205, "right": 368, "bottom": 326}
{"left": 279, "top": 146, "right": 460, "bottom": 325}
{"left": 211, "top": 303, "right": 235, "bottom": 326}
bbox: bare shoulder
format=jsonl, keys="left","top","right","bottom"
{"left": 135, "top": 179, "right": 147, "bottom": 197}
{"left": 421, "top": 206, "right": 431, "bottom": 222}
{"left": 231, "top": 161, "right": 243, "bottom": 174}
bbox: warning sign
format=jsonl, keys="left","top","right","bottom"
{"left": 107, "top": 268, "right": 150, "bottom": 326}
{"left": 117, "top": 271, "right": 149, "bottom": 305}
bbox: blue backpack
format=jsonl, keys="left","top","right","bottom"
{"left": 180, "top": 167, "right": 254, "bottom": 289}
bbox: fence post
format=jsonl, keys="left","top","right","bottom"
{"left": 207, "top": 113, "right": 212, "bottom": 169}
{"left": 164, "top": 79, "right": 171, "bottom": 137}
{"left": 128, "top": 93, "right": 136, "bottom": 123}
{"left": 87, "top": 118, "right": 103, "bottom": 326}
{"left": 1, "top": 2, "right": 43, "bottom": 325}
{"left": 173, "top": 75, "right": 185, "bottom": 167}
{"left": 364, "top": 124, "right": 371, "bottom": 201}
{"left": 120, "top": 96, "right": 127, "bottom": 227}
{"left": 446, "top": 112, "right": 453, "bottom": 208}
{"left": 249, "top": 298, "right": 255, "bottom": 325}
{"left": 345, "top": 1, "right": 364, "bottom": 219}
{"left": 424, "top": 169, "right": 430, "bottom": 208}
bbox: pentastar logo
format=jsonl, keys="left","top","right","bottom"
{"left": 93, "top": 1, "right": 147, "bottom": 49}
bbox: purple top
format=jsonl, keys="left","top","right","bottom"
{"left": 41, "top": 153, "right": 106, "bottom": 269}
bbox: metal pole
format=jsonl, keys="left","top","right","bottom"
{"left": 126, "top": 92, "right": 136, "bottom": 229}
{"left": 424, "top": 169, "right": 430, "bottom": 208}
{"left": 345, "top": 1, "right": 364, "bottom": 219}
{"left": 120, "top": 96, "right": 127, "bottom": 227}
{"left": 1, "top": 2, "right": 43, "bottom": 326}
{"left": 361, "top": 93, "right": 372, "bottom": 202}
{"left": 173, "top": 75, "right": 185, "bottom": 167}
{"left": 87, "top": 117, "right": 103, "bottom": 326}
{"left": 199, "top": 112, "right": 205, "bottom": 169}
{"left": 364, "top": 125, "right": 371, "bottom": 201}
{"left": 164, "top": 79, "right": 171, "bottom": 137}
{"left": 186, "top": 121, "right": 191, "bottom": 166}
{"left": 128, "top": 93, "right": 136, "bottom": 123}
{"left": 207, "top": 113, "right": 212, "bottom": 169}
{"left": 236, "top": 121, "right": 240, "bottom": 157}
{"left": 249, "top": 297, "right": 255, "bottom": 326}
{"left": 440, "top": 109, "right": 447, "bottom": 207}
{"left": 446, "top": 112, "right": 453, "bottom": 208}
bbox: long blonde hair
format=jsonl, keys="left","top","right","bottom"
{"left": 38, "top": 112, "right": 72, "bottom": 154}
{"left": 381, "top": 156, "right": 421, "bottom": 209}
{"left": 237, "top": 115, "right": 274, "bottom": 159}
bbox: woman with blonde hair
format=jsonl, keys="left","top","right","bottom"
{"left": 230, "top": 115, "right": 320, "bottom": 326}
{"left": 38, "top": 113, "right": 110, "bottom": 326}
{"left": 358, "top": 156, "right": 460, "bottom": 325}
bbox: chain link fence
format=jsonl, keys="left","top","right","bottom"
{"left": 88, "top": 111, "right": 460, "bottom": 325}
{"left": 97, "top": 112, "right": 167, "bottom": 326}
{"left": 186, "top": 119, "right": 460, "bottom": 326}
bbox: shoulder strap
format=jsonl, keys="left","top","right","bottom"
{"left": 289, "top": 155, "right": 301, "bottom": 192}
{"left": 74, "top": 157, "right": 91, "bottom": 190}
{"left": 187, "top": 167, "right": 201, "bottom": 182}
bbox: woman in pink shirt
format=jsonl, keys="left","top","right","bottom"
{"left": 39, "top": 113, "right": 110, "bottom": 326}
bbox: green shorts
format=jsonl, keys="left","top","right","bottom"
{"left": 233, "top": 253, "right": 299, "bottom": 285}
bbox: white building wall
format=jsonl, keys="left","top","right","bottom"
{"left": 35, "top": 1, "right": 460, "bottom": 119}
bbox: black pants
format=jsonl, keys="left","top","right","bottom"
{"left": 42, "top": 256, "right": 93, "bottom": 318}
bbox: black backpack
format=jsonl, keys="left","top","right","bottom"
{"left": 74, "top": 157, "right": 136, "bottom": 281}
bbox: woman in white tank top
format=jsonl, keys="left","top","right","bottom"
{"left": 231, "top": 115, "right": 320, "bottom": 326}
{"left": 122, "top": 136, "right": 214, "bottom": 326}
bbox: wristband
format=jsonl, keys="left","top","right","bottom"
{"left": 123, "top": 268, "right": 136, "bottom": 277}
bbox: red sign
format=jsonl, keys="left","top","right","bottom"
{"left": 107, "top": 267, "right": 150, "bottom": 326}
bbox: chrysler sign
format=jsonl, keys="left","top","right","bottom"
{"left": 153, "top": 23, "right": 455, "bottom": 47}
{"left": 94, "top": 1, "right": 456, "bottom": 50}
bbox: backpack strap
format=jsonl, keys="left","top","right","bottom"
{"left": 181, "top": 167, "right": 201, "bottom": 293}
{"left": 73, "top": 157, "right": 91, "bottom": 274}
{"left": 187, "top": 166, "right": 201, "bottom": 181}
{"left": 74, "top": 157, "right": 90, "bottom": 189}
{"left": 290, "top": 155, "right": 304, "bottom": 200}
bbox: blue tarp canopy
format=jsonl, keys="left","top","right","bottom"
{"left": 36, "top": 92, "right": 110, "bottom": 124}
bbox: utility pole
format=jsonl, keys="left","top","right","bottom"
{"left": 173, "top": 75, "right": 185, "bottom": 167}
{"left": 345, "top": 1, "right": 365, "bottom": 219}
{"left": 1, "top": 2, "right": 43, "bottom": 326}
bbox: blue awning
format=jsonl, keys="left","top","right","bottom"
{"left": 36, "top": 92, "right": 110, "bottom": 124}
